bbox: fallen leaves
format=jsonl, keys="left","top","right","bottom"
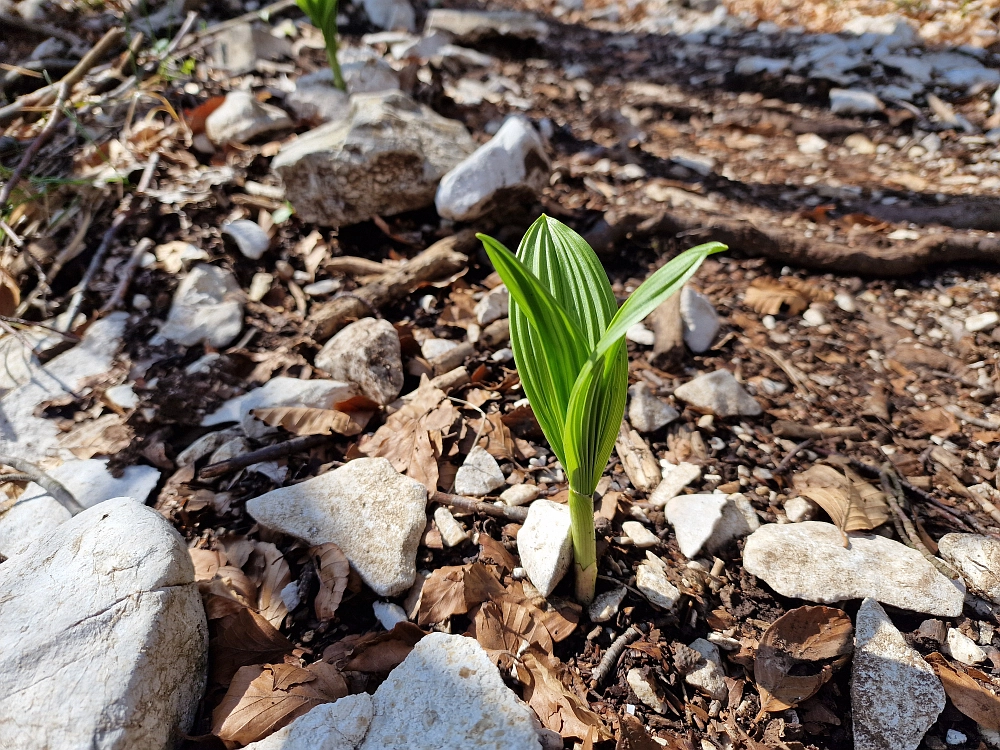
{"left": 209, "top": 607, "right": 295, "bottom": 686}
{"left": 744, "top": 277, "right": 833, "bottom": 317}
{"left": 792, "top": 463, "right": 889, "bottom": 536}
{"left": 311, "top": 543, "right": 349, "bottom": 620}
{"left": 212, "top": 661, "right": 348, "bottom": 745}
{"left": 252, "top": 403, "right": 375, "bottom": 437}
{"left": 417, "top": 562, "right": 505, "bottom": 626}
{"left": 0, "top": 267, "right": 20, "bottom": 317}
{"left": 521, "top": 647, "right": 612, "bottom": 741}
{"left": 926, "top": 652, "right": 1000, "bottom": 730}
{"left": 754, "top": 606, "right": 853, "bottom": 715}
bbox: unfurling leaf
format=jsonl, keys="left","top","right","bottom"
{"left": 311, "top": 542, "right": 350, "bottom": 620}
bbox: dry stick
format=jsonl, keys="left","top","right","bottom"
{"left": 199, "top": 434, "right": 329, "bottom": 480}
{"left": 100, "top": 237, "right": 153, "bottom": 312}
{"left": 0, "top": 80, "right": 69, "bottom": 211}
{"left": 0, "top": 454, "right": 82, "bottom": 514}
{"left": 773, "top": 438, "right": 812, "bottom": 475}
{"left": 591, "top": 624, "right": 644, "bottom": 688}
{"left": 430, "top": 491, "right": 528, "bottom": 523}
{"left": 945, "top": 404, "right": 1000, "bottom": 431}
{"left": 308, "top": 230, "right": 476, "bottom": 341}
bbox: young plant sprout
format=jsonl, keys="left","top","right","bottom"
{"left": 479, "top": 216, "right": 725, "bottom": 603}
{"left": 296, "top": 0, "right": 346, "bottom": 91}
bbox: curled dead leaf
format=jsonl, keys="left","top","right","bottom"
{"left": 469, "top": 600, "right": 553, "bottom": 672}
{"left": 209, "top": 607, "right": 295, "bottom": 686}
{"left": 793, "top": 463, "right": 889, "bottom": 535}
{"left": 311, "top": 542, "right": 349, "bottom": 620}
{"left": 926, "top": 652, "right": 1000, "bottom": 730}
{"left": 245, "top": 542, "right": 291, "bottom": 628}
{"left": 520, "top": 647, "right": 611, "bottom": 741}
{"left": 251, "top": 405, "right": 373, "bottom": 436}
{"left": 754, "top": 606, "right": 853, "bottom": 715}
{"left": 417, "top": 562, "right": 505, "bottom": 626}
{"left": 343, "top": 622, "right": 426, "bottom": 674}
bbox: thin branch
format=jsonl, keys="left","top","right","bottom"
{"left": 430, "top": 491, "right": 528, "bottom": 522}
{"left": 590, "top": 624, "right": 643, "bottom": 688}
{"left": 0, "top": 454, "right": 82, "bottom": 515}
{"left": 199, "top": 434, "right": 329, "bottom": 480}
{"left": 0, "top": 80, "right": 70, "bottom": 211}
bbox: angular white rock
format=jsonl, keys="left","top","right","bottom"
{"left": 159, "top": 264, "right": 243, "bottom": 348}
{"left": 105, "top": 383, "right": 139, "bottom": 409}
{"left": 628, "top": 382, "right": 679, "bottom": 433}
{"left": 424, "top": 9, "right": 548, "bottom": 43}
{"left": 0, "top": 458, "right": 160, "bottom": 558}
{"left": 783, "top": 496, "right": 819, "bottom": 523}
{"left": 285, "top": 80, "right": 350, "bottom": 124}
{"left": 648, "top": 462, "right": 701, "bottom": 508}
{"left": 454, "top": 446, "right": 505, "bottom": 496}
{"left": 945, "top": 628, "right": 986, "bottom": 665}
{"left": 244, "top": 694, "right": 374, "bottom": 750}
{"left": 0, "top": 498, "right": 207, "bottom": 750}
{"left": 272, "top": 91, "right": 475, "bottom": 226}
{"left": 938, "top": 533, "right": 1000, "bottom": 604}
{"left": 674, "top": 370, "right": 762, "bottom": 418}
{"left": 223, "top": 219, "right": 270, "bottom": 260}
{"left": 665, "top": 493, "right": 758, "bottom": 559}
{"left": 433, "top": 505, "right": 469, "bottom": 547}
{"left": 420, "top": 337, "right": 459, "bottom": 360}
{"left": 362, "top": 0, "right": 416, "bottom": 31}
{"left": 625, "top": 323, "right": 656, "bottom": 346}
{"left": 247, "top": 457, "right": 427, "bottom": 596}
{"left": 735, "top": 56, "right": 790, "bottom": 76}
{"left": 588, "top": 586, "right": 626, "bottom": 622}
{"left": 829, "top": 88, "right": 884, "bottom": 115}
{"left": 517, "top": 499, "right": 572, "bottom": 598}
{"left": 315, "top": 318, "right": 404, "bottom": 405}
{"left": 965, "top": 311, "right": 999, "bottom": 333}
{"left": 202, "top": 376, "right": 357, "bottom": 438}
{"left": 373, "top": 601, "right": 410, "bottom": 630}
{"left": 500, "top": 483, "right": 539, "bottom": 507}
{"left": 205, "top": 90, "right": 292, "bottom": 145}
{"left": 852, "top": 598, "right": 944, "bottom": 750}
{"left": 743, "top": 522, "right": 965, "bottom": 616}
{"left": 475, "top": 285, "right": 509, "bottom": 325}
{"left": 627, "top": 669, "right": 668, "bottom": 714}
{"left": 622, "top": 521, "right": 659, "bottom": 548}
{"left": 680, "top": 287, "right": 720, "bottom": 353}
{"left": 436, "top": 116, "right": 550, "bottom": 222}
{"left": 636, "top": 560, "right": 680, "bottom": 610}
{"left": 685, "top": 639, "right": 728, "bottom": 701}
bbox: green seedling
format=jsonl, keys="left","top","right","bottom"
{"left": 296, "top": 0, "right": 346, "bottom": 91}
{"left": 479, "top": 216, "right": 725, "bottom": 603}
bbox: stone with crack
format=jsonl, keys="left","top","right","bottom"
{"left": 938, "top": 533, "right": 1000, "bottom": 605}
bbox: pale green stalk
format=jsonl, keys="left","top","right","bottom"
{"left": 569, "top": 489, "right": 598, "bottom": 603}
{"left": 297, "top": 0, "right": 346, "bottom": 91}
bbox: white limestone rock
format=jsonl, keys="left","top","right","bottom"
{"left": 475, "top": 285, "right": 509, "bottom": 325}
{"left": 272, "top": 91, "right": 475, "bottom": 226}
{"left": 363, "top": 0, "right": 416, "bottom": 31}
{"left": 159, "top": 264, "right": 243, "bottom": 348}
{"left": 648, "top": 462, "right": 701, "bottom": 508}
{"left": 424, "top": 9, "right": 548, "bottom": 43}
{"left": 433, "top": 505, "right": 469, "bottom": 547}
{"left": 680, "top": 287, "right": 720, "bottom": 353}
{"left": 783, "top": 496, "right": 820, "bottom": 523}
{"left": 829, "top": 88, "right": 884, "bottom": 115}
{"left": 735, "top": 56, "right": 790, "bottom": 76}
{"left": 285, "top": 83, "right": 350, "bottom": 124}
{"left": 588, "top": 586, "right": 626, "bottom": 622}
{"left": 852, "top": 598, "right": 945, "bottom": 750}
{"left": 0, "top": 458, "right": 160, "bottom": 559}
{"left": 743, "top": 522, "right": 965, "bottom": 616}
{"left": 674, "top": 369, "right": 762, "bottom": 418}
{"left": 315, "top": 318, "right": 404, "bottom": 405}
{"left": 627, "top": 669, "right": 668, "bottom": 714}
{"left": 500, "top": 483, "right": 539, "bottom": 507}
{"left": 0, "top": 498, "right": 207, "bottom": 750}
{"left": 622, "top": 520, "right": 659, "bottom": 548}
{"left": 373, "top": 601, "right": 410, "bottom": 631}
{"left": 436, "top": 116, "right": 550, "bottom": 222}
{"left": 944, "top": 628, "right": 986, "bottom": 665}
{"left": 665, "top": 493, "right": 758, "bottom": 559}
{"left": 246, "top": 457, "right": 427, "bottom": 596}
{"left": 205, "top": 90, "right": 292, "bottom": 145}
{"left": 454, "top": 446, "right": 505, "bottom": 496}
{"left": 628, "top": 382, "right": 679, "bottom": 433}
{"left": 243, "top": 694, "right": 374, "bottom": 750}
{"left": 517, "top": 499, "right": 572, "bottom": 598}
{"left": 223, "top": 219, "right": 270, "bottom": 260}
{"left": 636, "top": 559, "right": 680, "bottom": 610}
{"left": 684, "top": 639, "right": 728, "bottom": 701}
{"left": 938, "top": 533, "right": 1000, "bottom": 605}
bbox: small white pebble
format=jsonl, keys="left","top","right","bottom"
{"left": 965, "top": 311, "right": 999, "bottom": 333}
{"left": 762, "top": 314, "right": 776, "bottom": 330}
{"left": 622, "top": 521, "right": 659, "bottom": 548}
{"left": 433, "top": 506, "right": 469, "bottom": 547}
{"left": 802, "top": 306, "right": 826, "bottom": 326}
{"left": 372, "top": 601, "right": 409, "bottom": 630}
{"left": 834, "top": 292, "right": 857, "bottom": 313}
{"left": 625, "top": 323, "right": 656, "bottom": 346}
{"left": 491, "top": 347, "right": 514, "bottom": 362}
{"left": 945, "top": 729, "right": 967, "bottom": 745}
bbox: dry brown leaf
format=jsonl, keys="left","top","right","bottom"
{"left": 212, "top": 661, "right": 348, "bottom": 745}
{"left": 59, "top": 413, "right": 134, "bottom": 459}
{"left": 311, "top": 542, "right": 349, "bottom": 620}
{"left": 478, "top": 534, "right": 517, "bottom": 574}
{"left": 209, "top": 607, "right": 295, "bottom": 685}
{"left": 343, "top": 622, "right": 426, "bottom": 674}
{"left": 190, "top": 548, "right": 226, "bottom": 581}
{"left": 251, "top": 406, "right": 372, "bottom": 436}
{"left": 793, "top": 464, "right": 889, "bottom": 534}
{"left": 469, "top": 600, "right": 554, "bottom": 671}
{"left": 0, "top": 267, "right": 20, "bottom": 317}
{"left": 520, "top": 647, "right": 611, "bottom": 741}
{"left": 417, "top": 563, "right": 505, "bottom": 626}
{"left": 912, "top": 407, "right": 960, "bottom": 438}
{"left": 744, "top": 279, "right": 809, "bottom": 316}
{"left": 245, "top": 542, "right": 291, "bottom": 628}
{"left": 754, "top": 606, "right": 853, "bottom": 714}
{"left": 616, "top": 714, "right": 674, "bottom": 750}
{"left": 926, "top": 652, "right": 1000, "bottom": 730}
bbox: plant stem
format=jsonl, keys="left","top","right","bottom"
{"left": 568, "top": 488, "right": 597, "bottom": 604}
{"left": 324, "top": 34, "right": 345, "bottom": 91}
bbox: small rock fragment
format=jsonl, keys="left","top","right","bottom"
{"left": 222, "top": 219, "right": 270, "bottom": 260}
{"left": 829, "top": 88, "right": 884, "bottom": 115}
{"left": 938, "top": 533, "right": 1000, "bottom": 604}
{"left": 636, "top": 560, "right": 680, "bottom": 610}
{"left": 247, "top": 457, "right": 427, "bottom": 596}
{"left": 244, "top": 694, "right": 374, "bottom": 750}
{"left": 796, "top": 133, "right": 828, "bottom": 154}
{"left": 852, "top": 598, "right": 944, "bottom": 750}
{"left": 315, "top": 318, "right": 404, "bottom": 405}
{"left": 517, "top": 499, "right": 572, "bottom": 598}
{"left": 783, "top": 496, "right": 819, "bottom": 523}
{"left": 454, "top": 446, "right": 505, "bottom": 496}
{"left": 965, "top": 311, "right": 999, "bottom": 333}
{"left": 735, "top": 56, "right": 790, "bottom": 76}
{"left": 665, "top": 493, "right": 758, "bottom": 559}
{"left": 684, "top": 639, "right": 728, "bottom": 701}
{"left": 622, "top": 521, "right": 659, "bottom": 548}
{"left": 500, "top": 484, "right": 539, "bottom": 507}
{"left": 285, "top": 83, "right": 350, "bottom": 124}
{"left": 424, "top": 9, "right": 548, "bottom": 43}
{"left": 105, "top": 383, "right": 139, "bottom": 410}
{"left": 433, "top": 506, "right": 469, "bottom": 547}
{"left": 205, "top": 90, "right": 292, "bottom": 145}
{"left": 944, "top": 628, "right": 986, "bottom": 665}
{"left": 680, "top": 287, "right": 720, "bottom": 353}
{"left": 436, "top": 116, "right": 550, "bottom": 222}
{"left": 628, "top": 382, "right": 679, "bottom": 433}
{"left": 420, "top": 338, "right": 459, "bottom": 360}
{"left": 588, "top": 586, "right": 626, "bottom": 622}
{"left": 648, "top": 462, "right": 701, "bottom": 508}
{"left": 373, "top": 601, "right": 410, "bottom": 630}
{"left": 474, "top": 285, "right": 509, "bottom": 325}
{"left": 743, "top": 522, "right": 965, "bottom": 616}
{"left": 674, "top": 370, "right": 762, "bottom": 418}
{"left": 834, "top": 291, "right": 859, "bottom": 311}
{"left": 627, "top": 669, "right": 668, "bottom": 714}
{"left": 625, "top": 323, "right": 656, "bottom": 346}
{"left": 159, "top": 264, "right": 244, "bottom": 348}
{"left": 362, "top": 0, "right": 416, "bottom": 31}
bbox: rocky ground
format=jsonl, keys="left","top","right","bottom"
{"left": 1, "top": 0, "right": 1000, "bottom": 748}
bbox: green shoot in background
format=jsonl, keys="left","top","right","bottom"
{"left": 296, "top": 0, "right": 346, "bottom": 90}
{"left": 479, "top": 216, "right": 725, "bottom": 603}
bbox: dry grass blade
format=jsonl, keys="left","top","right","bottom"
{"left": 252, "top": 405, "right": 372, "bottom": 436}
{"left": 311, "top": 542, "right": 349, "bottom": 620}
{"left": 926, "top": 652, "right": 1000, "bottom": 730}
{"left": 793, "top": 464, "right": 889, "bottom": 535}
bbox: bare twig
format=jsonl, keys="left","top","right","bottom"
{"left": 945, "top": 404, "right": 1000, "bottom": 431}
{"left": 0, "top": 80, "right": 70, "bottom": 211}
{"left": 773, "top": 438, "right": 812, "bottom": 475}
{"left": 100, "top": 237, "right": 153, "bottom": 313}
{"left": 199, "top": 434, "right": 329, "bottom": 480}
{"left": 430, "top": 491, "right": 528, "bottom": 523}
{"left": 590, "top": 624, "right": 643, "bottom": 688}
{"left": 0, "top": 454, "right": 82, "bottom": 515}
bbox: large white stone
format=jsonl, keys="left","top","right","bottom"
{"left": 453, "top": 445, "right": 505, "bottom": 496}
{"left": 674, "top": 370, "right": 762, "bottom": 418}
{"left": 628, "top": 382, "right": 679, "bottom": 433}
{"left": 938, "top": 533, "right": 1000, "bottom": 605}
{"left": 679, "top": 287, "right": 720, "bottom": 353}
{"left": 517, "top": 499, "right": 572, "bottom": 598}
{"left": 852, "top": 599, "right": 944, "bottom": 750}
{"left": 205, "top": 90, "right": 292, "bottom": 145}
{"left": 743, "top": 522, "right": 965, "bottom": 616}
{"left": 0, "top": 313, "right": 126, "bottom": 461}
{"left": 665, "top": 493, "right": 758, "bottom": 559}
{"left": 245, "top": 694, "right": 374, "bottom": 750}
{"left": 435, "top": 116, "right": 550, "bottom": 222}
{"left": 159, "top": 264, "right": 243, "bottom": 348}
{"left": 424, "top": 9, "right": 548, "bottom": 43}
{"left": 0, "top": 498, "right": 207, "bottom": 749}
{"left": 0, "top": 458, "right": 160, "bottom": 558}
{"left": 315, "top": 318, "right": 404, "bottom": 405}
{"left": 202, "top": 376, "right": 357, "bottom": 438}
{"left": 272, "top": 91, "right": 475, "bottom": 226}
{"left": 246, "top": 457, "right": 427, "bottom": 596}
